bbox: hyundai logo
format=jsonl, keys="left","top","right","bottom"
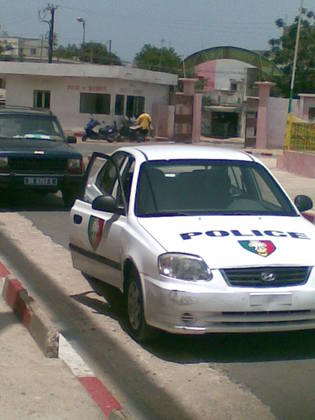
{"left": 261, "top": 272, "right": 277, "bottom": 282}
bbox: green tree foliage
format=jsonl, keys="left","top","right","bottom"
{"left": 267, "top": 9, "right": 315, "bottom": 97}
{"left": 134, "top": 44, "right": 183, "bottom": 75}
{"left": 55, "top": 42, "right": 121, "bottom": 65}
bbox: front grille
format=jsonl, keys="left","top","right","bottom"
{"left": 9, "top": 157, "right": 67, "bottom": 172}
{"left": 221, "top": 266, "right": 311, "bottom": 288}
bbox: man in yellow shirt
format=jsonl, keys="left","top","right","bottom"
{"left": 136, "top": 112, "right": 152, "bottom": 138}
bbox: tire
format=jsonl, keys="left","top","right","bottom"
{"left": 62, "top": 189, "right": 77, "bottom": 209}
{"left": 125, "top": 269, "right": 155, "bottom": 342}
{"left": 82, "top": 135, "right": 87, "bottom": 142}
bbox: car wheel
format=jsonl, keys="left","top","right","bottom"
{"left": 82, "top": 135, "right": 87, "bottom": 142}
{"left": 125, "top": 269, "right": 155, "bottom": 342}
{"left": 62, "top": 189, "right": 77, "bottom": 208}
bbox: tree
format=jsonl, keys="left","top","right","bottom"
{"left": 55, "top": 42, "right": 121, "bottom": 65}
{"left": 134, "top": 44, "right": 183, "bottom": 75}
{"left": 267, "top": 9, "right": 315, "bottom": 97}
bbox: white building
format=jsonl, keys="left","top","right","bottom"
{"left": 0, "top": 62, "right": 177, "bottom": 132}
{"left": 0, "top": 36, "right": 49, "bottom": 59}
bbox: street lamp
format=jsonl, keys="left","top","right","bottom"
{"left": 76, "top": 17, "right": 86, "bottom": 46}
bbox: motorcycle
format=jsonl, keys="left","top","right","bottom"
{"left": 118, "top": 117, "right": 146, "bottom": 142}
{"left": 82, "top": 117, "right": 119, "bottom": 142}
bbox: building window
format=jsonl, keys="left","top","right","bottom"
{"left": 33, "top": 90, "right": 50, "bottom": 109}
{"left": 126, "top": 95, "right": 145, "bottom": 118}
{"left": 30, "top": 48, "right": 37, "bottom": 56}
{"left": 80, "top": 93, "right": 111, "bottom": 114}
{"left": 115, "top": 95, "right": 124, "bottom": 115}
{"left": 309, "top": 108, "right": 315, "bottom": 122}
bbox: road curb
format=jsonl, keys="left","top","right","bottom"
{"left": 1, "top": 273, "right": 59, "bottom": 358}
{"left": 0, "top": 262, "right": 126, "bottom": 419}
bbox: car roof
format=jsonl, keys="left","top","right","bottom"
{"left": 0, "top": 106, "right": 54, "bottom": 117}
{"left": 119, "top": 143, "right": 256, "bottom": 162}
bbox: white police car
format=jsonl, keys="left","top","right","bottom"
{"left": 69, "top": 144, "right": 315, "bottom": 341}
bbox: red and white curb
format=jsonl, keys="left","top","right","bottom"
{"left": 0, "top": 261, "right": 125, "bottom": 419}
{"left": 59, "top": 335, "right": 124, "bottom": 419}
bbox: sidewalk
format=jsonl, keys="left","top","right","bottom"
{"left": 0, "top": 286, "right": 105, "bottom": 420}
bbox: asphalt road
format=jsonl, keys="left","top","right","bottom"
{"left": 2, "top": 139, "right": 315, "bottom": 419}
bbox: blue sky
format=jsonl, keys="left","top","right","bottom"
{"left": 1, "top": 0, "right": 313, "bottom": 61}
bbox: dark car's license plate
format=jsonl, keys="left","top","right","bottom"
{"left": 24, "top": 177, "right": 58, "bottom": 186}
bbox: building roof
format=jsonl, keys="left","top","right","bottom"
{"left": 0, "top": 62, "right": 177, "bottom": 86}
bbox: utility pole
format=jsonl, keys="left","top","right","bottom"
{"left": 39, "top": 3, "right": 58, "bottom": 63}
{"left": 288, "top": 0, "right": 304, "bottom": 113}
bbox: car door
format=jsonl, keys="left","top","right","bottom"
{"left": 69, "top": 151, "right": 134, "bottom": 290}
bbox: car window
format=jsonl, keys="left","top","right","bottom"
{"left": 116, "top": 157, "right": 135, "bottom": 208}
{"left": 135, "top": 160, "right": 297, "bottom": 217}
{"left": 83, "top": 152, "right": 127, "bottom": 205}
{"left": 95, "top": 152, "right": 126, "bottom": 195}
{"left": 0, "top": 114, "right": 64, "bottom": 140}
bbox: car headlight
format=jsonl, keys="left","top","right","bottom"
{"left": 0, "top": 156, "right": 8, "bottom": 171}
{"left": 67, "top": 158, "right": 83, "bottom": 174}
{"left": 0, "top": 156, "right": 8, "bottom": 167}
{"left": 158, "top": 253, "right": 212, "bottom": 281}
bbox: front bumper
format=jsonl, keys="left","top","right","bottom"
{"left": 142, "top": 271, "right": 315, "bottom": 334}
{"left": 0, "top": 173, "right": 84, "bottom": 192}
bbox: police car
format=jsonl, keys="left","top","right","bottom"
{"left": 69, "top": 144, "right": 315, "bottom": 341}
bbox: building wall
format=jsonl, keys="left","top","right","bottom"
{"left": 266, "top": 97, "right": 299, "bottom": 148}
{"left": 5, "top": 75, "right": 170, "bottom": 131}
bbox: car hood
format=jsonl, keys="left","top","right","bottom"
{"left": 0, "top": 138, "right": 79, "bottom": 156}
{"left": 137, "top": 215, "right": 315, "bottom": 268}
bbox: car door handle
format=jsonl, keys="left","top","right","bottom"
{"left": 73, "top": 214, "right": 83, "bottom": 224}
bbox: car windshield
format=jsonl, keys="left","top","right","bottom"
{"left": 135, "top": 159, "right": 297, "bottom": 217}
{"left": 0, "top": 114, "right": 65, "bottom": 141}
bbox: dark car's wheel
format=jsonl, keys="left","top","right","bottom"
{"left": 62, "top": 189, "right": 78, "bottom": 208}
{"left": 125, "top": 269, "right": 155, "bottom": 342}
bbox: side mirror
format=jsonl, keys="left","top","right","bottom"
{"left": 92, "top": 195, "right": 120, "bottom": 213}
{"left": 66, "top": 135, "right": 77, "bottom": 144}
{"left": 294, "top": 195, "right": 313, "bottom": 212}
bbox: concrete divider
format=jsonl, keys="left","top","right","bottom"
{"left": 1, "top": 274, "right": 59, "bottom": 358}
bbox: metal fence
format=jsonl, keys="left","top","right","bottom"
{"left": 285, "top": 114, "right": 315, "bottom": 151}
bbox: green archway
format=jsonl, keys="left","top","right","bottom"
{"left": 184, "top": 46, "right": 282, "bottom": 79}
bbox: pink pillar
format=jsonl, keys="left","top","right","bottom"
{"left": 180, "top": 78, "right": 198, "bottom": 95}
{"left": 255, "top": 82, "right": 274, "bottom": 149}
{"left": 192, "top": 93, "right": 202, "bottom": 143}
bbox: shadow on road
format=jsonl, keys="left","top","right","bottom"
{"left": 75, "top": 278, "right": 315, "bottom": 364}
{"left": 0, "top": 190, "right": 67, "bottom": 212}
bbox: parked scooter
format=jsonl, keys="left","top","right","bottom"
{"left": 82, "top": 117, "right": 119, "bottom": 142}
{"left": 98, "top": 121, "right": 120, "bottom": 142}
{"left": 118, "top": 117, "right": 146, "bottom": 142}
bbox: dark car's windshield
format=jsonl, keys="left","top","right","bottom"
{"left": 0, "top": 114, "right": 65, "bottom": 141}
{"left": 135, "top": 159, "right": 297, "bottom": 217}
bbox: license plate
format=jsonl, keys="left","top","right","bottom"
{"left": 24, "top": 177, "right": 58, "bottom": 186}
{"left": 250, "top": 293, "right": 292, "bottom": 307}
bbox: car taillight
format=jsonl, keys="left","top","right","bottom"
{"left": 67, "top": 158, "right": 84, "bottom": 174}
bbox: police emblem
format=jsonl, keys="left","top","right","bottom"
{"left": 239, "top": 240, "right": 276, "bottom": 257}
{"left": 88, "top": 216, "right": 105, "bottom": 251}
